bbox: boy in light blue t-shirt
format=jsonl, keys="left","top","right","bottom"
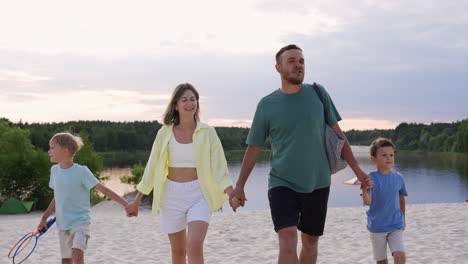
{"left": 38, "top": 132, "right": 129, "bottom": 264}
{"left": 362, "top": 138, "right": 408, "bottom": 264}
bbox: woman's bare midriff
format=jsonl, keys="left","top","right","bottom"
{"left": 167, "top": 167, "right": 198, "bottom": 182}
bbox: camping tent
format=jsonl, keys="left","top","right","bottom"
{"left": 0, "top": 198, "right": 34, "bottom": 214}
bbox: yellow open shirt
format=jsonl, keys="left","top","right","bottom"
{"left": 136, "top": 122, "right": 233, "bottom": 214}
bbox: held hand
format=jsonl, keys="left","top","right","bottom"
{"left": 229, "top": 187, "right": 247, "bottom": 212}
{"left": 224, "top": 186, "right": 241, "bottom": 211}
{"left": 126, "top": 202, "right": 139, "bottom": 217}
{"left": 37, "top": 218, "right": 48, "bottom": 231}
{"left": 224, "top": 186, "right": 234, "bottom": 198}
{"left": 230, "top": 197, "right": 241, "bottom": 212}
{"left": 356, "top": 170, "right": 373, "bottom": 189}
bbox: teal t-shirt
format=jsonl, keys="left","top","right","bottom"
{"left": 247, "top": 83, "right": 342, "bottom": 193}
{"left": 49, "top": 163, "right": 99, "bottom": 230}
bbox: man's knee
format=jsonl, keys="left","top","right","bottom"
{"left": 278, "top": 227, "right": 298, "bottom": 249}
{"left": 301, "top": 233, "right": 319, "bottom": 250}
{"left": 393, "top": 251, "right": 406, "bottom": 264}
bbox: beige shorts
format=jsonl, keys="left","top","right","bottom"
{"left": 370, "top": 229, "right": 405, "bottom": 261}
{"left": 58, "top": 223, "right": 90, "bottom": 258}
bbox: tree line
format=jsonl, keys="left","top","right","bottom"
{"left": 1, "top": 117, "right": 466, "bottom": 209}
{"left": 2, "top": 117, "right": 467, "bottom": 159}
{"left": 346, "top": 120, "right": 468, "bottom": 153}
{"left": 7, "top": 118, "right": 467, "bottom": 153}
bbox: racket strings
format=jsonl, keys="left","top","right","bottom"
{"left": 7, "top": 218, "right": 55, "bottom": 264}
{"left": 8, "top": 233, "right": 38, "bottom": 264}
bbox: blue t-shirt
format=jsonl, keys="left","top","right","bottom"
{"left": 367, "top": 171, "right": 408, "bottom": 233}
{"left": 49, "top": 164, "right": 99, "bottom": 230}
{"left": 246, "top": 83, "right": 342, "bottom": 193}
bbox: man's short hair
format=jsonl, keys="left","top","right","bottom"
{"left": 50, "top": 132, "right": 84, "bottom": 155}
{"left": 275, "top": 44, "right": 303, "bottom": 64}
{"left": 370, "top": 138, "right": 395, "bottom": 157}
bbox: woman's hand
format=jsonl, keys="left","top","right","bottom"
{"left": 230, "top": 197, "right": 242, "bottom": 211}
{"left": 126, "top": 202, "right": 140, "bottom": 217}
{"left": 229, "top": 187, "right": 247, "bottom": 212}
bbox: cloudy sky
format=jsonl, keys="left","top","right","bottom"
{"left": 1, "top": 0, "right": 467, "bottom": 130}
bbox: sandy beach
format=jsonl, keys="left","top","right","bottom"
{"left": 1, "top": 201, "right": 466, "bottom": 264}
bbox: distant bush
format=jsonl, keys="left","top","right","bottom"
{"left": 72, "top": 131, "right": 105, "bottom": 205}
{"left": 0, "top": 121, "right": 52, "bottom": 209}
{"left": 121, "top": 163, "right": 145, "bottom": 184}
{"left": 74, "top": 131, "right": 104, "bottom": 178}
{"left": 0, "top": 121, "right": 106, "bottom": 209}
{"left": 120, "top": 163, "right": 153, "bottom": 203}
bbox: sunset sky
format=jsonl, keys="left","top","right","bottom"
{"left": 1, "top": 0, "right": 467, "bottom": 131}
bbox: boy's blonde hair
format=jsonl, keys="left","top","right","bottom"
{"left": 370, "top": 137, "right": 395, "bottom": 157}
{"left": 50, "top": 132, "right": 84, "bottom": 155}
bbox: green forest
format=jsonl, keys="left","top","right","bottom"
{"left": 1, "top": 117, "right": 467, "bottom": 209}
{"left": 345, "top": 120, "right": 468, "bottom": 153}
{"left": 2, "top": 117, "right": 467, "bottom": 166}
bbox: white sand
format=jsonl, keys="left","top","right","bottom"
{"left": 1, "top": 202, "right": 466, "bottom": 264}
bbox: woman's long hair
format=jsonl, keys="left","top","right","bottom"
{"left": 163, "top": 83, "right": 200, "bottom": 125}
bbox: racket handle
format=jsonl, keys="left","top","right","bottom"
{"left": 38, "top": 217, "right": 56, "bottom": 236}
{"left": 46, "top": 217, "right": 56, "bottom": 228}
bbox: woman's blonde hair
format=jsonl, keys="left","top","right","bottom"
{"left": 50, "top": 132, "right": 84, "bottom": 155}
{"left": 163, "top": 83, "right": 200, "bottom": 125}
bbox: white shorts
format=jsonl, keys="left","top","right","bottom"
{"left": 370, "top": 229, "right": 405, "bottom": 261}
{"left": 160, "top": 179, "right": 211, "bottom": 234}
{"left": 58, "top": 223, "right": 90, "bottom": 259}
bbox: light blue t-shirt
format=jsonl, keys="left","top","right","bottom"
{"left": 49, "top": 164, "right": 99, "bottom": 230}
{"left": 367, "top": 171, "right": 408, "bottom": 233}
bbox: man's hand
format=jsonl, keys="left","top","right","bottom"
{"left": 356, "top": 170, "right": 373, "bottom": 189}
{"left": 229, "top": 187, "right": 247, "bottom": 212}
{"left": 230, "top": 197, "right": 242, "bottom": 211}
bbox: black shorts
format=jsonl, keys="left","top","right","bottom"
{"left": 268, "top": 186, "right": 330, "bottom": 236}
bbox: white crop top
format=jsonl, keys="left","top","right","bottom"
{"left": 168, "top": 135, "right": 196, "bottom": 168}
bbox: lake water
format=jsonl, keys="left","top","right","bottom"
{"left": 223, "top": 146, "right": 468, "bottom": 211}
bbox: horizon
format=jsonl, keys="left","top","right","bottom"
{"left": 3, "top": 116, "right": 465, "bottom": 133}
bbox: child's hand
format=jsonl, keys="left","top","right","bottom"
{"left": 361, "top": 184, "right": 372, "bottom": 206}
{"left": 126, "top": 202, "right": 139, "bottom": 217}
{"left": 37, "top": 218, "right": 48, "bottom": 231}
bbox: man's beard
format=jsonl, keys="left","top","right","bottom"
{"left": 284, "top": 72, "right": 304, "bottom": 85}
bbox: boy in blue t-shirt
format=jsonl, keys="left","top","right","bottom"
{"left": 362, "top": 138, "right": 408, "bottom": 264}
{"left": 38, "top": 132, "right": 129, "bottom": 264}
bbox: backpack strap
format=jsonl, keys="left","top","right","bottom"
{"left": 312, "top": 82, "right": 329, "bottom": 125}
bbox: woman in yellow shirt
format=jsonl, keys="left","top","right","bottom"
{"left": 126, "top": 83, "right": 238, "bottom": 264}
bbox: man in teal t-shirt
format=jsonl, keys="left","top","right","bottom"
{"left": 230, "top": 44, "right": 373, "bottom": 264}
{"left": 247, "top": 82, "right": 340, "bottom": 193}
